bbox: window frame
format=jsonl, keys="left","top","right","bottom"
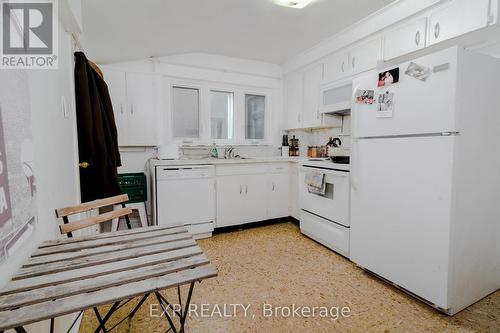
{"left": 167, "top": 78, "right": 272, "bottom": 146}
{"left": 170, "top": 83, "right": 203, "bottom": 143}
{"left": 209, "top": 89, "right": 235, "bottom": 144}
{"left": 243, "top": 91, "right": 269, "bottom": 144}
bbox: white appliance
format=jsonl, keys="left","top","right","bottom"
{"left": 319, "top": 80, "right": 352, "bottom": 115}
{"left": 350, "top": 46, "right": 500, "bottom": 314}
{"left": 155, "top": 165, "right": 215, "bottom": 238}
{"left": 299, "top": 160, "right": 350, "bottom": 257}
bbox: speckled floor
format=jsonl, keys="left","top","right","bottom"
{"left": 79, "top": 222, "right": 500, "bottom": 333}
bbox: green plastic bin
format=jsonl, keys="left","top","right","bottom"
{"left": 117, "top": 173, "right": 147, "bottom": 203}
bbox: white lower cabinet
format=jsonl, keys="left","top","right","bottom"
{"left": 216, "top": 175, "right": 247, "bottom": 227}
{"left": 216, "top": 173, "right": 267, "bottom": 227}
{"left": 243, "top": 174, "right": 268, "bottom": 222}
{"left": 216, "top": 164, "right": 291, "bottom": 228}
{"left": 267, "top": 172, "right": 289, "bottom": 219}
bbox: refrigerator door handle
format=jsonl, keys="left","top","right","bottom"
{"left": 351, "top": 137, "right": 359, "bottom": 191}
{"left": 351, "top": 85, "right": 360, "bottom": 139}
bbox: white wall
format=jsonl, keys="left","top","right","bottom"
{"left": 0, "top": 19, "right": 81, "bottom": 333}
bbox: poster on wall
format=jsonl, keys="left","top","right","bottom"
{"left": 0, "top": 71, "right": 37, "bottom": 262}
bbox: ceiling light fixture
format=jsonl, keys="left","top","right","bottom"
{"left": 273, "top": 0, "right": 316, "bottom": 9}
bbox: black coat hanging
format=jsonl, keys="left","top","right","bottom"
{"left": 74, "top": 52, "right": 122, "bottom": 202}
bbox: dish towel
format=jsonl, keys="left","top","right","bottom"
{"left": 305, "top": 172, "right": 326, "bottom": 195}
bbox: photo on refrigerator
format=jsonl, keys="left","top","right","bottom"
{"left": 378, "top": 67, "right": 400, "bottom": 87}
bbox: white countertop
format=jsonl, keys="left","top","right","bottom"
{"left": 150, "top": 156, "right": 307, "bottom": 167}
{"left": 150, "top": 156, "right": 350, "bottom": 171}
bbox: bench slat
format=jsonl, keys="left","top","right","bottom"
{"left": 59, "top": 208, "right": 133, "bottom": 234}
{"left": 14, "top": 239, "right": 197, "bottom": 279}
{"left": 25, "top": 232, "right": 192, "bottom": 267}
{"left": 0, "top": 254, "right": 209, "bottom": 311}
{"left": 0, "top": 246, "right": 202, "bottom": 296}
{"left": 31, "top": 228, "right": 190, "bottom": 257}
{"left": 55, "top": 194, "right": 129, "bottom": 218}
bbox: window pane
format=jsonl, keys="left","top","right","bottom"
{"left": 172, "top": 87, "right": 199, "bottom": 138}
{"left": 210, "top": 91, "right": 234, "bottom": 140}
{"left": 245, "top": 94, "right": 265, "bottom": 140}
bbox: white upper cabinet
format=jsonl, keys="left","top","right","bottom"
{"left": 102, "top": 68, "right": 158, "bottom": 146}
{"left": 383, "top": 17, "right": 427, "bottom": 60}
{"left": 284, "top": 71, "right": 303, "bottom": 129}
{"left": 323, "top": 51, "right": 350, "bottom": 83}
{"left": 349, "top": 38, "right": 382, "bottom": 75}
{"left": 302, "top": 63, "right": 323, "bottom": 128}
{"left": 428, "top": 0, "right": 491, "bottom": 46}
{"left": 103, "top": 69, "right": 128, "bottom": 146}
{"left": 126, "top": 73, "right": 157, "bottom": 146}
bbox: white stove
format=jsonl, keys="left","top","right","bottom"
{"left": 299, "top": 158, "right": 351, "bottom": 257}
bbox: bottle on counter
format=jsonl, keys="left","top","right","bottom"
{"left": 289, "top": 135, "right": 299, "bottom": 157}
{"left": 210, "top": 142, "right": 218, "bottom": 159}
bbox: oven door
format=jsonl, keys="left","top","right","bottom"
{"left": 299, "top": 166, "right": 350, "bottom": 227}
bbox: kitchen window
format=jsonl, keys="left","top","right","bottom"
{"left": 172, "top": 86, "right": 200, "bottom": 138}
{"left": 210, "top": 90, "right": 234, "bottom": 140}
{"left": 245, "top": 94, "right": 266, "bottom": 140}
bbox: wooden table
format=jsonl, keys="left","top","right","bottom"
{"left": 0, "top": 225, "right": 217, "bottom": 333}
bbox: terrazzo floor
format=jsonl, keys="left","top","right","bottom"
{"left": 79, "top": 222, "right": 500, "bottom": 333}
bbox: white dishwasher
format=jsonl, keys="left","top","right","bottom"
{"left": 156, "top": 165, "right": 215, "bottom": 239}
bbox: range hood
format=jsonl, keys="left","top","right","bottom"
{"left": 319, "top": 80, "right": 352, "bottom": 116}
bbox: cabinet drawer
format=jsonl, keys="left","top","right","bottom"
{"left": 216, "top": 164, "right": 269, "bottom": 176}
{"left": 300, "top": 210, "right": 349, "bottom": 257}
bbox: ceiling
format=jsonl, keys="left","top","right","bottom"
{"left": 81, "top": 0, "right": 396, "bottom": 65}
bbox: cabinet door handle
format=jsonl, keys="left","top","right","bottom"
{"left": 415, "top": 31, "right": 421, "bottom": 46}
{"left": 130, "top": 104, "right": 134, "bottom": 115}
{"left": 351, "top": 56, "right": 355, "bottom": 69}
{"left": 341, "top": 61, "right": 345, "bottom": 73}
{"left": 240, "top": 184, "right": 242, "bottom": 194}
{"left": 120, "top": 104, "right": 124, "bottom": 114}
{"left": 272, "top": 182, "right": 275, "bottom": 191}
{"left": 245, "top": 184, "right": 248, "bottom": 194}
{"left": 434, "top": 23, "right": 440, "bottom": 39}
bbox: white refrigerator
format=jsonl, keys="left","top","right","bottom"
{"left": 350, "top": 46, "right": 500, "bottom": 315}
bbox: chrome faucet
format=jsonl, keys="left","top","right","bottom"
{"left": 224, "top": 146, "right": 235, "bottom": 159}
